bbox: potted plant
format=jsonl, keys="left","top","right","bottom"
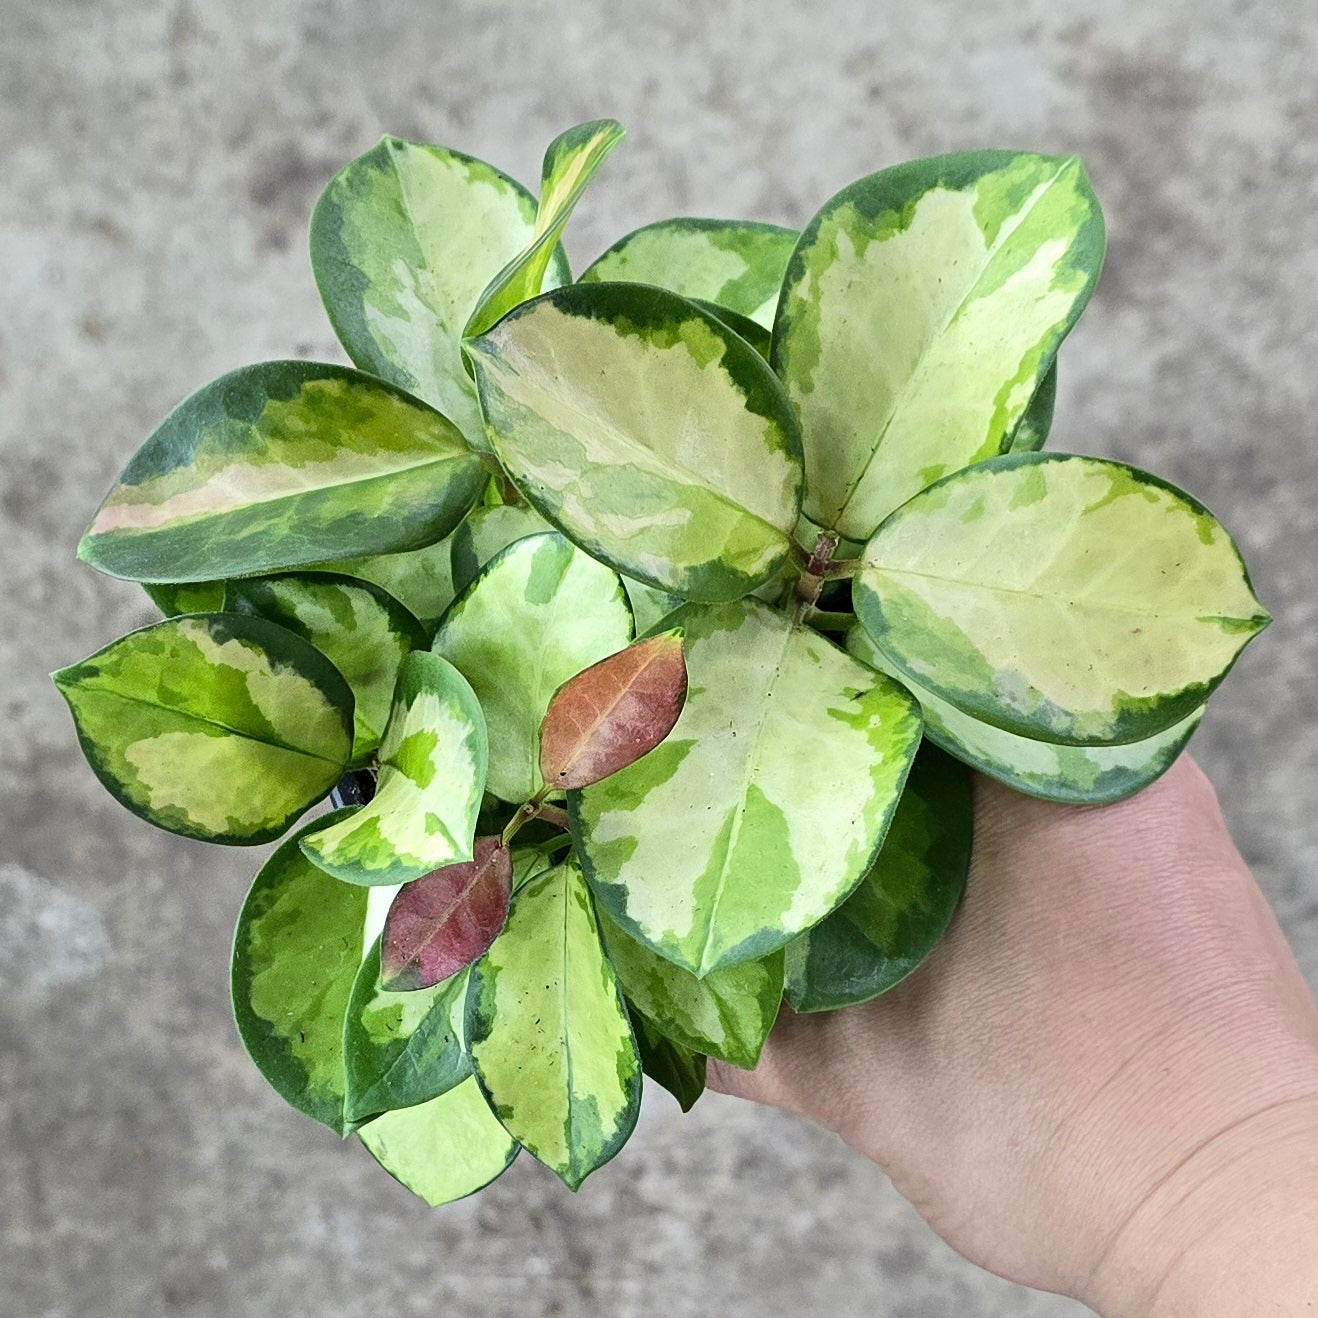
{"left": 54, "top": 119, "right": 1267, "bottom": 1204}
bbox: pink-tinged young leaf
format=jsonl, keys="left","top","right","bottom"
{"left": 381, "top": 836, "right": 513, "bottom": 991}
{"left": 539, "top": 630, "right": 688, "bottom": 791}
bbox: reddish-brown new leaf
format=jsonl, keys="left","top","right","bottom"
{"left": 539, "top": 630, "right": 688, "bottom": 790}
{"left": 380, "top": 836, "right": 513, "bottom": 991}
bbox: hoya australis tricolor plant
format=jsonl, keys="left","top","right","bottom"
{"left": 55, "top": 119, "right": 1268, "bottom": 1203}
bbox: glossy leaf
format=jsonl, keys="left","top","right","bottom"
{"left": 466, "top": 860, "right": 641, "bottom": 1190}
{"left": 466, "top": 282, "right": 803, "bottom": 602}
{"left": 231, "top": 811, "right": 369, "bottom": 1134}
{"left": 433, "top": 533, "right": 633, "bottom": 802}
{"left": 629, "top": 1011, "right": 706, "bottom": 1112}
{"left": 540, "top": 630, "right": 688, "bottom": 791}
{"left": 53, "top": 613, "right": 353, "bottom": 844}
{"left": 343, "top": 940, "right": 472, "bottom": 1124}
{"left": 855, "top": 453, "right": 1269, "bottom": 746}
{"left": 319, "top": 537, "right": 457, "bottom": 634}
{"left": 847, "top": 625, "right": 1205, "bottom": 803}
{"left": 380, "top": 836, "right": 513, "bottom": 991}
{"left": 1008, "top": 362, "right": 1057, "bottom": 453}
{"left": 448, "top": 502, "right": 552, "bottom": 598}
{"left": 143, "top": 580, "right": 225, "bottom": 617}
{"left": 299, "top": 652, "right": 487, "bottom": 885}
{"left": 359, "top": 1076, "right": 518, "bottom": 1206}
{"left": 581, "top": 218, "right": 799, "bottom": 327}
{"left": 465, "top": 118, "right": 624, "bottom": 338}
{"left": 599, "top": 905, "right": 782, "bottom": 1069}
{"left": 226, "top": 573, "right": 427, "bottom": 763}
{"left": 784, "top": 745, "right": 972, "bottom": 1012}
{"left": 572, "top": 598, "right": 923, "bottom": 977}
{"left": 310, "top": 136, "right": 569, "bottom": 450}
{"left": 773, "top": 151, "right": 1105, "bottom": 539}
{"left": 77, "top": 361, "right": 484, "bottom": 583}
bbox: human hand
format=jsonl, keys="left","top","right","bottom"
{"left": 709, "top": 756, "right": 1318, "bottom": 1314}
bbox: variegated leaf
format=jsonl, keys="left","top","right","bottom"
{"left": 319, "top": 537, "right": 458, "bottom": 634}
{"left": 1008, "top": 362, "right": 1057, "bottom": 453}
{"left": 53, "top": 614, "right": 353, "bottom": 844}
{"left": 466, "top": 283, "right": 803, "bottom": 602}
{"left": 581, "top": 218, "right": 799, "bottom": 327}
{"left": 465, "top": 118, "right": 624, "bottom": 338}
{"left": 343, "top": 940, "right": 472, "bottom": 1124}
{"left": 540, "top": 631, "right": 688, "bottom": 791}
{"left": 855, "top": 453, "right": 1269, "bottom": 746}
{"left": 467, "top": 860, "right": 640, "bottom": 1189}
{"left": 847, "top": 624, "right": 1204, "bottom": 803}
{"left": 598, "top": 905, "right": 782, "bottom": 1069}
{"left": 690, "top": 299, "right": 772, "bottom": 358}
{"left": 572, "top": 598, "right": 923, "bottom": 976}
{"left": 78, "top": 361, "right": 484, "bottom": 583}
{"left": 310, "top": 136, "right": 569, "bottom": 450}
{"left": 231, "top": 810, "right": 369, "bottom": 1134}
{"left": 773, "top": 151, "right": 1105, "bottom": 539}
{"left": 784, "top": 745, "right": 971, "bottom": 1012}
{"left": 623, "top": 578, "right": 683, "bottom": 634}
{"left": 226, "top": 573, "right": 427, "bottom": 763}
{"left": 359, "top": 1076, "right": 518, "bottom": 1206}
{"left": 449, "top": 502, "right": 552, "bottom": 598}
{"left": 143, "top": 580, "right": 225, "bottom": 617}
{"left": 299, "top": 652, "right": 487, "bottom": 885}
{"left": 433, "top": 533, "right": 633, "bottom": 802}
{"left": 629, "top": 1011, "right": 706, "bottom": 1112}
{"left": 380, "top": 836, "right": 512, "bottom": 990}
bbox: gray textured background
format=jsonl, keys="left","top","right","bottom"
{"left": 3, "top": 2, "right": 1315, "bottom": 1314}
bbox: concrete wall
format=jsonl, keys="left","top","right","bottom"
{"left": 3, "top": 2, "right": 1314, "bottom": 1313}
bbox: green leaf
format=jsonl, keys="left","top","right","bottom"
{"left": 572, "top": 597, "right": 923, "bottom": 976}
{"left": 226, "top": 573, "right": 427, "bottom": 763}
{"left": 343, "top": 940, "right": 472, "bottom": 1125}
{"left": 358, "top": 1076, "right": 518, "bottom": 1206}
{"left": 53, "top": 613, "right": 353, "bottom": 844}
{"left": 847, "top": 624, "right": 1205, "bottom": 803}
{"left": 299, "top": 652, "right": 487, "bottom": 884}
{"left": 628, "top": 1010, "right": 706, "bottom": 1112}
{"left": 784, "top": 745, "right": 971, "bottom": 1012}
{"left": 77, "top": 361, "right": 484, "bottom": 583}
{"left": 317, "top": 537, "right": 458, "bottom": 635}
{"left": 465, "top": 118, "right": 624, "bottom": 338}
{"left": 433, "top": 533, "right": 633, "bottom": 802}
{"left": 581, "top": 218, "right": 799, "bottom": 327}
{"left": 310, "top": 136, "right": 569, "bottom": 450}
{"left": 599, "top": 905, "right": 782, "bottom": 1069}
{"left": 540, "top": 631, "right": 688, "bottom": 791}
{"left": 143, "top": 580, "right": 225, "bottom": 617}
{"left": 466, "top": 282, "right": 803, "bottom": 602}
{"left": 773, "top": 151, "right": 1106, "bottom": 539}
{"left": 854, "top": 453, "right": 1269, "bottom": 746}
{"left": 623, "top": 578, "right": 683, "bottom": 635}
{"left": 689, "top": 299, "right": 772, "bottom": 358}
{"left": 466, "top": 860, "right": 640, "bottom": 1190}
{"left": 1008, "top": 362, "right": 1057, "bottom": 453}
{"left": 231, "top": 810, "right": 369, "bottom": 1134}
{"left": 449, "top": 503, "right": 553, "bottom": 598}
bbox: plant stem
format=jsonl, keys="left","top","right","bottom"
{"left": 537, "top": 803, "right": 571, "bottom": 832}
{"left": 804, "top": 608, "right": 854, "bottom": 632}
{"left": 500, "top": 785, "right": 553, "bottom": 846}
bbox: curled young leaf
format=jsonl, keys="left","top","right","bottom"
{"left": 539, "top": 630, "right": 688, "bottom": 791}
{"left": 380, "top": 836, "right": 513, "bottom": 992}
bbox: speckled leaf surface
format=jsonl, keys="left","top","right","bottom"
{"left": 599, "top": 905, "right": 782, "bottom": 1069}
{"left": 1008, "top": 362, "right": 1057, "bottom": 453}
{"left": 773, "top": 151, "right": 1105, "bottom": 539}
{"left": 572, "top": 598, "right": 923, "bottom": 977}
{"left": 540, "top": 631, "right": 688, "bottom": 791}
{"left": 465, "top": 118, "right": 624, "bottom": 338}
{"left": 785, "top": 745, "right": 972, "bottom": 1012}
{"left": 449, "top": 503, "right": 552, "bottom": 598}
{"left": 343, "top": 940, "right": 472, "bottom": 1124}
{"left": 380, "top": 836, "right": 512, "bottom": 990}
{"left": 629, "top": 1011, "right": 706, "bottom": 1112}
{"left": 581, "top": 218, "right": 799, "bottom": 327}
{"left": 466, "top": 860, "right": 640, "bottom": 1190}
{"left": 467, "top": 282, "right": 803, "bottom": 601}
{"left": 319, "top": 537, "right": 457, "bottom": 635}
{"left": 855, "top": 453, "right": 1268, "bottom": 746}
{"left": 226, "top": 573, "right": 426, "bottom": 763}
{"left": 433, "top": 533, "right": 633, "bottom": 802}
{"left": 299, "top": 652, "right": 487, "bottom": 885}
{"left": 77, "top": 361, "right": 484, "bottom": 583}
{"left": 310, "top": 136, "right": 568, "bottom": 450}
{"left": 231, "top": 811, "right": 369, "bottom": 1134}
{"left": 53, "top": 613, "right": 353, "bottom": 844}
{"left": 359, "top": 1076, "right": 518, "bottom": 1207}
{"left": 846, "top": 624, "right": 1204, "bottom": 803}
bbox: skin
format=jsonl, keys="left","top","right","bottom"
{"left": 709, "top": 756, "right": 1318, "bottom": 1314}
